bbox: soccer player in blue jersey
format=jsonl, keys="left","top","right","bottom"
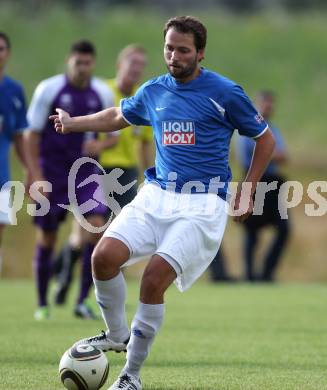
{"left": 51, "top": 16, "right": 276, "bottom": 390}
{"left": 0, "top": 32, "right": 27, "bottom": 273}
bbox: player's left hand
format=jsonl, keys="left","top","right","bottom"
{"left": 232, "top": 187, "right": 254, "bottom": 223}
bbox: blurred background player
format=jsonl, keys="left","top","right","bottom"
{"left": 0, "top": 32, "right": 28, "bottom": 274}
{"left": 208, "top": 247, "right": 235, "bottom": 282}
{"left": 235, "top": 90, "right": 290, "bottom": 282}
{"left": 53, "top": 44, "right": 153, "bottom": 305}
{"left": 24, "top": 40, "right": 114, "bottom": 320}
{"left": 99, "top": 44, "right": 153, "bottom": 201}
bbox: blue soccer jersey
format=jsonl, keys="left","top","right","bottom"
{"left": 0, "top": 76, "right": 28, "bottom": 187}
{"left": 121, "top": 68, "right": 268, "bottom": 198}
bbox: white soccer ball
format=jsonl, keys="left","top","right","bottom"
{"left": 59, "top": 344, "right": 109, "bottom": 390}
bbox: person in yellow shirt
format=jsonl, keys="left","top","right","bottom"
{"left": 53, "top": 45, "right": 153, "bottom": 312}
{"left": 98, "top": 45, "right": 153, "bottom": 209}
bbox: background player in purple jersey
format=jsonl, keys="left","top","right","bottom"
{"left": 53, "top": 44, "right": 153, "bottom": 306}
{"left": 0, "top": 32, "right": 28, "bottom": 274}
{"left": 24, "top": 40, "right": 114, "bottom": 320}
{"left": 50, "top": 17, "right": 276, "bottom": 390}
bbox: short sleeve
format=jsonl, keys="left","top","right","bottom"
{"left": 27, "top": 75, "right": 66, "bottom": 132}
{"left": 120, "top": 83, "right": 151, "bottom": 126}
{"left": 27, "top": 80, "right": 53, "bottom": 131}
{"left": 12, "top": 86, "right": 28, "bottom": 134}
{"left": 226, "top": 86, "right": 268, "bottom": 139}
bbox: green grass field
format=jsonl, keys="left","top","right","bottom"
{"left": 0, "top": 279, "right": 326, "bottom": 389}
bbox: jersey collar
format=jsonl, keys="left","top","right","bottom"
{"left": 167, "top": 67, "right": 206, "bottom": 89}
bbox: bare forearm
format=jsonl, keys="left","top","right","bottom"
{"left": 244, "top": 128, "right": 276, "bottom": 193}
{"left": 67, "top": 107, "right": 128, "bottom": 133}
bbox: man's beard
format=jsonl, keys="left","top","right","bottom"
{"left": 167, "top": 58, "right": 198, "bottom": 81}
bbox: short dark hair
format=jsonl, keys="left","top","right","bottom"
{"left": 70, "top": 40, "right": 96, "bottom": 56}
{"left": 164, "top": 16, "right": 207, "bottom": 52}
{"left": 0, "top": 32, "right": 11, "bottom": 49}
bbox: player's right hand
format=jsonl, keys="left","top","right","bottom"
{"left": 49, "top": 108, "right": 71, "bottom": 134}
{"left": 232, "top": 186, "right": 254, "bottom": 223}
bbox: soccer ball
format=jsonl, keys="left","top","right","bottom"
{"left": 59, "top": 344, "right": 109, "bottom": 390}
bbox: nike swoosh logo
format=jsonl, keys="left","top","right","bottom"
{"left": 209, "top": 98, "right": 225, "bottom": 116}
{"left": 155, "top": 107, "right": 166, "bottom": 111}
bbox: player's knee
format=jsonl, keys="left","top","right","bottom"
{"left": 91, "top": 244, "right": 110, "bottom": 274}
{"left": 141, "top": 270, "right": 165, "bottom": 299}
{"left": 91, "top": 239, "right": 123, "bottom": 277}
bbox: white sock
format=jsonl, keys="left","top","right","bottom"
{"left": 123, "top": 302, "right": 165, "bottom": 378}
{"left": 94, "top": 272, "right": 129, "bottom": 342}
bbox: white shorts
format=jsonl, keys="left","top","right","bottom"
{"left": 104, "top": 183, "right": 228, "bottom": 292}
{"left": 0, "top": 187, "right": 13, "bottom": 225}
